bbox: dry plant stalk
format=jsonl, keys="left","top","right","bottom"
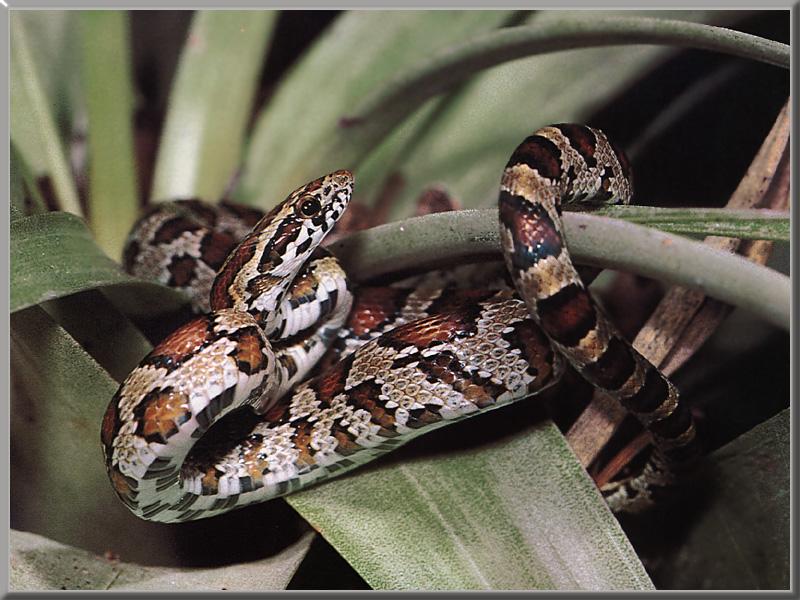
{"left": 565, "top": 101, "right": 790, "bottom": 485}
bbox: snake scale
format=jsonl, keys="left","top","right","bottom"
{"left": 102, "top": 124, "right": 699, "bottom": 523}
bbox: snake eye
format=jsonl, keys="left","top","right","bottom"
{"left": 299, "top": 196, "right": 322, "bottom": 217}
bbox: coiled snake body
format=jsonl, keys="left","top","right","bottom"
{"left": 102, "top": 125, "right": 698, "bottom": 523}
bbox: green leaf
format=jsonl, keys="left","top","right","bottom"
{"left": 657, "top": 409, "right": 789, "bottom": 589}
{"left": 595, "top": 206, "right": 790, "bottom": 241}
{"left": 378, "top": 10, "right": 751, "bottom": 217}
{"left": 10, "top": 211, "right": 188, "bottom": 316}
{"left": 338, "top": 15, "right": 788, "bottom": 187}
{"left": 11, "top": 527, "right": 314, "bottom": 591}
{"left": 11, "top": 305, "right": 165, "bottom": 559}
{"left": 288, "top": 410, "right": 653, "bottom": 590}
{"left": 150, "top": 11, "right": 276, "bottom": 202}
{"left": 11, "top": 12, "right": 82, "bottom": 215}
{"left": 11, "top": 305, "right": 314, "bottom": 577}
{"left": 237, "top": 10, "right": 515, "bottom": 208}
{"left": 40, "top": 291, "right": 153, "bottom": 383}
{"left": 79, "top": 11, "right": 139, "bottom": 261}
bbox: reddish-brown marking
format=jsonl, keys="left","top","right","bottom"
{"left": 167, "top": 255, "right": 197, "bottom": 288}
{"left": 142, "top": 390, "right": 191, "bottom": 443}
{"left": 506, "top": 135, "right": 562, "bottom": 180}
{"left": 110, "top": 466, "right": 135, "bottom": 500}
{"left": 220, "top": 201, "right": 265, "bottom": 228}
{"left": 210, "top": 238, "right": 258, "bottom": 310}
{"left": 333, "top": 429, "right": 361, "bottom": 455}
{"left": 556, "top": 123, "right": 597, "bottom": 165}
{"left": 176, "top": 199, "right": 218, "bottom": 226}
{"left": 315, "top": 359, "right": 349, "bottom": 403}
{"left": 348, "top": 287, "right": 406, "bottom": 336}
{"left": 409, "top": 409, "right": 443, "bottom": 427}
{"left": 248, "top": 274, "right": 284, "bottom": 300}
{"left": 200, "top": 231, "right": 238, "bottom": 269}
{"left": 286, "top": 272, "right": 317, "bottom": 302}
{"left": 536, "top": 284, "right": 596, "bottom": 347}
{"left": 101, "top": 399, "right": 119, "bottom": 449}
{"left": 151, "top": 316, "right": 212, "bottom": 363}
{"left": 292, "top": 421, "right": 316, "bottom": 468}
{"left": 462, "top": 383, "right": 494, "bottom": 408}
{"left": 349, "top": 384, "right": 396, "bottom": 430}
{"left": 263, "top": 402, "right": 289, "bottom": 423}
{"left": 153, "top": 216, "right": 201, "bottom": 244}
{"left": 513, "top": 321, "right": 557, "bottom": 388}
{"left": 201, "top": 466, "right": 220, "bottom": 493}
{"left": 384, "top": 313, "right": 466, "bottom": 348}
{"left": 232, "top": 330, "right": 267, "bottom": 373}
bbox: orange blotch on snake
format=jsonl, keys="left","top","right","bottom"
{"left": 151, "top": 316, "right": 212, "bottom": 363}
{"left": 201, "top": 466, "right": 220, "bottom": 494}
{"left": 142, "top": 390, "right": 191, "bottom": 443}
{"left": 110, "top": 466, "right": 136, "bottom": 501}
{"left": 333, "top": 429, "right": 361, "bottom": 455}
{"left": 233, "top": 330, "right": 266, "bottom": 373}
{"left": 462, "top": 383, "right": 494, "bottom": 408}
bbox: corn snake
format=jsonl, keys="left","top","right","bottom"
{"left": 102, "top": 124, "right": 699, "bottom": 522}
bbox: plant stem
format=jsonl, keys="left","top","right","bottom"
{"left": 327, "top": 209, "right": 790, "bottom": 331}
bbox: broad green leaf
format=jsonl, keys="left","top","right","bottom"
{"left": 333, "top": 15, "right": 787, "bottom": 197}
{"left": 11, "top": 12, "right": 81, "bottom": 215}
{"left": 10, "top": 211, "right": 187, "bottom": 315}
{"left": 10, "top": 528, "right": 314, "bottom": 591}
{"left": 380, "top": 10, "right": 750, "bottom": 218}
{"left": 237, "top": 10, "right": 515, "bottom": 208}
{"left": 79, "top": 11, "right": 139, "bottom": 261}
{"left": 40, "top": 291, "right": 153, "bottom": 383}
{"left": 11, "top": 305, "right": 176, "bottom": 561}
{"left": 151, "top": 11, "right": 275, "bottom": 202}
{"left": 11, "top": 305, "right": 312, "bottom": 573}
{"left": 288, "top": 407, "right": 653, "bottom": 590}
{"left": 656, "top": 409, "right": 789, "bottom": 589}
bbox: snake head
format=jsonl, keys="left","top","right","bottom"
{"left": 210, "top": 170, "right": 354, "bottom": 319}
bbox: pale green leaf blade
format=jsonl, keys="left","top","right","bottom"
{"left": 10, "top": 211, "right": 187, "bottom": 315}
{"left": 11, "top": 306, "right": 163, "bottom": 559}
{"left": 289, "top": 414, "right": 653, "bottom": 590}
{"left": 338, "top": 14, "right": 787, "bottom": 194}
{"left": 11, "top": 306, "right": 313, "bottom": 578}
{"left": 79, "top": 11, "right": 139, "bottom": 261}
{"left": 237, "top": 10, "right": 515, "bottom": 208}
{"left": 595, "top": 206, "right": 789, "bottom": 241}
{"left": 11, "top": 527, "right": 314, "bottom": 591}
{"left": 11, "top": 12, "right": 82, "bottom": 215}
{"left": 382, "top": 10, "right": 751, "bottom": 217}
{"left": 151, "top": 11, "right": 276, "bottom": 202}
